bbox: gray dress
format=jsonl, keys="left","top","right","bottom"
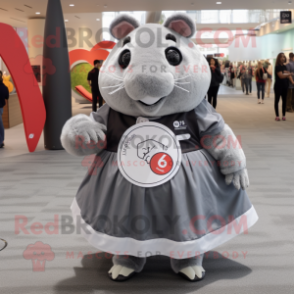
{"left": 71, "top": 99, "right": 258, "bottom": 259}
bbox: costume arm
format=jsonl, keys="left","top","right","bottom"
{"left": 201, "top": 124, "right": 246, "bottom": 175}
{"left": 195, "top": 99, "right": 249, "bottom": 190}
{"left": 60, "top": 105, "right": 109, "bottom": 156}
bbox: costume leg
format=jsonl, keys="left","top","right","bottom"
{"left": 109, "top": 255, "right": 146, "bottom": 281}
{"left": 170, "top": 254, "right": 205, "bottom": 282}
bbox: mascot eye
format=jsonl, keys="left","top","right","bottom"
{"left": 165, "top": 47, "right": 182, "bottom": 66}
{"left": 119, "top": 49, "right": 131, "bottom": 69}
{"left": 166, "top": 34, "right": 177, "bottom": 43}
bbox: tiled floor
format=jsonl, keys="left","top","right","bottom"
{"left": 0, "top": 86, "right": 293, "bottom": 294}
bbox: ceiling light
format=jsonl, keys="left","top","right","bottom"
{"left": 216, "top": 2, "right": 222, "bottom": 4}
{"left": 69, "top": 4, "right": 75, "bottom": 7}
{"left": 65, "top": 19, "right": 68, "bottom": 22}
{"left": 35, "top": 12, "right": 40, "bottom": 15}
{"left": 96, "top": 18, "right": 100, "bottom": 21}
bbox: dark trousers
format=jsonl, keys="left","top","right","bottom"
{"left": 207, "top": 85, "right": 219, "bottom": 108}
{"left": 286, "top": 88, "right": 294, "bottom": 112}
{"left": 257, "top": 82, "right": 265, "bottom": 100}
{"left": 92, "top": 91, "right": 103, "bottom": 112}
{"left": 248, "top": 77, "right": 252, "bottom": 93}
{"left": 274, "top": 85, "right": 288, "bottom": 117}
{"left": 0, "top": 108, "right": 4, "bottom": 144}
{"left": 242, "top": 78, "right": 249, "bottom": 94}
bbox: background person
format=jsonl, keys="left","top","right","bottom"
{"left": 247, "top": 62, "right": 253, "bottom": 94}
{"left": 264, "top": 60, "right": 272, "bottom": 97}
{"left": 0, "top": 71, "right": 9, "bottom": 148}
{"left": 274, "top": 53, "right": 294, "bottom": 121}
{"left": 255, "top": 62, "right": 267, "bottom": 104}
{"left": 286, "top": 52, "right": 294, "bottom": 113}
{"left": 240, "top": 65, "right": 250, "bottom": 95}
{"left": 207, "top": 57, "right": 223, "bottom": 108}
{"left": 230, "top": 63, "right": 236, "bottom": 87}
{"left": 87, "top": 60, "right": 103, "bottom": 112}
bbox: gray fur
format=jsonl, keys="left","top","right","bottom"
{"left": 202, "top": 124, "right": 248, "bottom": 189}
{"left": 163, "top": 13, "right": 196, "bottom": 38}
{"left": 99, "top": 22, "right": 211, "bottom": 118}
{"left": 170, "top": 254, "right": 204, "bottom": 273}
{"left": 202, "top": 124, "right": 246, "bottom": 174}
{"left": 112, "top": 255, "right": 146, "bottom": 272}
{"left": 62, "top": 14, "right": 249, "bottom": 190}
{"left": 110, "top": 14, "right": 140, "bottom": 40}
{"left": 60, "top": 114, "right": 106, "bottom": 156}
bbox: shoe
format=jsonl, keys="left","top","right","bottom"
{"left": 246, "top": 93, "right": 249, "bottom": 95}
{"left": 282, "top": 117, "right": 286, "bottom": 121}
{"left": 258, "top": 99, "right": 261, "bottom": 104}
{"left": 0, "top": 143, "right": 4, "bottom": 148}
{"left": 275, "top": 117, "right": 280, "bottom": 121}
{"left": 261, "top": 100, "right": 264, "bottom": 104}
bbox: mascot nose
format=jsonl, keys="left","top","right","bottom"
{"left": 124, "top": 73, "right": 174, "bottom": 101}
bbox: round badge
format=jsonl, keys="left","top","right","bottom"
{"left": 117, "top": 122, "right": 182, "bottom": 187}
{"left": 150, "top": 153, "right": 173, "bottom": 175}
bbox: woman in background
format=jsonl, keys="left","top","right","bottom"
{"left": 255, "top": 62, "right": 267, "bottom": 104}
{"left": 274, "top": 53, "right": 294, "bottom": 121}
{"left": 240, "top": 64, "right": 250, "bottom": 95}
{"left": 207, "top": 57, "right": 223, "bottom": 109}
{"left": 230, "top": 63, "right": 236, "bottom": 87}
{"left": 264, "top": 60, "right": 273, "bottom": 97}
{"left": 247, "top": 62, "right": 253, "bottom": 94}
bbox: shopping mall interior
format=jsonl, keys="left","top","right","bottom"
{"left": 0, "top": 1, "right": 293, "bottom": 293}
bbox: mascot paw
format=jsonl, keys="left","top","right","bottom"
{"left": 179, "top": 266, "right": 205, "bottom": 282}
{"left": 225, "top": 168, "right": 249, "bottom": 190}
{"left": 108, "top": 265, "right": 136, "bottom": 282}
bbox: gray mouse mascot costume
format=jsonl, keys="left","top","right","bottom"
{"left": 61, "top": 13, "right": 258, "bottom": 282}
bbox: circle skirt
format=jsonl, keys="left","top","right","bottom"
{"left": 71, "top": 149, "right": 258, "bottom": 259}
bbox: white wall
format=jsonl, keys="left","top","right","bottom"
{"left": 228, "top": 33, "right": 288, "bottom": 62}
{"left": 64, "top": 13, "right": 103, "bottom": 51}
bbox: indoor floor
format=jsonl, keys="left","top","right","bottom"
{"left": 0, "top": 86, "right": 293, "bottom": 293}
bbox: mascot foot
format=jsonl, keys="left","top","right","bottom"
{"left": 108, "top": 265, "right": 136, "bottom": 281}
{"left": 109, "top": 255, "right": 146, "bottom": 282}
{"left": 170, "top": 254, "right": 205, "bottom": 282}
{"left": 179, "top": 266, "right": 205, "bottom": 282}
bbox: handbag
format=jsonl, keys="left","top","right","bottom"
{"left": 262, "top": 68, "right": 268, "bottom": 80}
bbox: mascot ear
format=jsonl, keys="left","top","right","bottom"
{"left": 110, "top": 14, "right": 139, "bottom": 40}
{"left": 163, "top": 13, "right": 195, "bottom": 38}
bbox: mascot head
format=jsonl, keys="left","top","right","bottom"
{"left": 99, "top": 13, "right": 211, "bottom": 117}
